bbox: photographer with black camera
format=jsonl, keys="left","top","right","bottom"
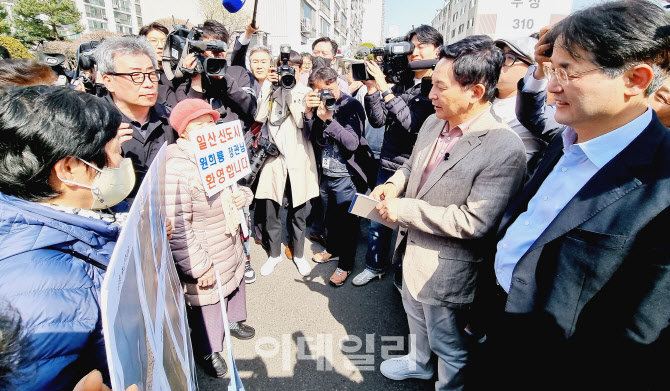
{"left": 303, "top": 66, "right": 372, "bottom": 287}
{"left": 167, "top": 20, "right": 257, "bottom": 130}
{"left": 352, "top": 25, "right": 442, "bottom": 289}
{"left": 253, "top": 44, "right": 318, "bottom": 279}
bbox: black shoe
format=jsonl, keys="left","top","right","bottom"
{"left": 230, "top": 321, "right": 255, "bottom": 340}
{"left": 198, "top": 352, "right": 227, "bottom": 378}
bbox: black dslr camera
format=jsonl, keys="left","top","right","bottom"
{"left": 319, "top": 89, "right": 337, "bottom": 111}
{"left": 276, "top": 44, "right": 296, "bottom": 90}
{"left": 162, "top": 24, "right": 228, "bottom": 79}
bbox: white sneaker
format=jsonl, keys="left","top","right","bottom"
{"left": 379, "top": 355, "right": 434, "bottom": 381}
{"left": 293, "top": 256, "right": 311, "bottom": 276}
{"left": 352, "top": 269, "right": 384, "bottom": 286}
{"left": 260, "top": 256, "right": 282, "bottom": 276}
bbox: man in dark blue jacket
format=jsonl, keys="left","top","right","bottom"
{"left": 304, "top": 67, "right": 372, "bottom": 287}
{"left": 354, "top": 25, "right": 442, "bottom": 288}
{"left": 481, "top": 1, "right": 670, "bottom": 390}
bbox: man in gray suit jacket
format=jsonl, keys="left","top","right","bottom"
{"left": 374, "top": 36, "right": 526, "bottom": 390}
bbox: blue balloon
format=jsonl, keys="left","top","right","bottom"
{"left": 222, "top": 0, "right": 246, "bottom": 13}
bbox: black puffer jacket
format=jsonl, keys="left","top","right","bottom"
{"left": 364, "top": 81, "right": 435, "bottom": 173}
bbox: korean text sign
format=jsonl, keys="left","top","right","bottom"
{"left": 189, "top": 120, "right": 252, "bottom": 197}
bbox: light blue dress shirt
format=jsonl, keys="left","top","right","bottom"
{"left": 494, "top": 108, "right": 652, "bottom": 292}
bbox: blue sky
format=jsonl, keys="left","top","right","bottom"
{"left": 383, "top": 0, "right": 608, "bottom": 38}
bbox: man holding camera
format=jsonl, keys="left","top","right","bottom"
{"left": 352, "top": 25, "right": 443, "bottom": 288}
{"left": 304, "top": 67, "right": 369, "bottom": 286}
{"left": 168, "top": 20, "right": 257, "bottom": 131}
{"left": 95, "top": 36, "right": 177, "bottom": 205}
{"left": 254, "top": 46, "right": 318, "bottom": 278}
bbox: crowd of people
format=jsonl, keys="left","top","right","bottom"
{"left": 0, "top": 0, "right": 669, "bottom": 390}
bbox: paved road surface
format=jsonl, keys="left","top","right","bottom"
{"left": 196, "top": 217, "right": 435, "bottom": 390}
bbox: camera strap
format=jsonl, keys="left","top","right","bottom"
{"left": 268, "top": 98, "right": 292, "bottom": 127}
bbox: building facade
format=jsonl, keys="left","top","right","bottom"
{"left": 432, "top": 0, "right": 573, "bottom": 44}
{"left": 361, "top": 0, "right": 384, "bottom": 46}
{"left": 297, "top": 0, "right": 363, "bottom": 57}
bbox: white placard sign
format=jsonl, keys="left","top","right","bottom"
{"left": 190, "top": 120, "right": 252, "bottom": 197}
{"left": 479, "top": 0, "right": 573, "bottom": 38}
{"left": 101, "top": 144, "right": 197, "bottom": 391}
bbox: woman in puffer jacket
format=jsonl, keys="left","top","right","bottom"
{"left": 165, "top": 99, "right": 255, "bottom": 379}
{"left": 0, "top": 86, "right": 134, "bottom": 390}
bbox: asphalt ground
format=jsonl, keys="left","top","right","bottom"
{"left": 195, "top": 214, "right": 436, "bottom": 391}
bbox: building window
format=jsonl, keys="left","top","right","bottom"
{"left": 137, "top": 16, "right": 143, "bottom": 26}
{"left": 114, "top": 11, "right": 132, "bottom": 25}
{"left": 112, "top": 0, "right": 131, "bottom": 13}
{"left": 88, "top": 19, "right": 108, "bottom": 31}
{"left": 451, "top": 29, "right": 455, "bottom": 38}
{"left": 84, "top": 0, "right": 105, "bottom": 6}
{"left": 85, "top": 5, "right": 106, "bottom": 20}
{"left": 458, "top": 24, "right": 464, "bottom": 34}
{"left": 116, "top": 24, "right": 133, "bottom": 34}
{"left": 135, "top": 3, "right": 141, "bottom": 15}
{"left": 302, "top": 1, "right": 314, "bottom": 21}
{"left": 321, "top": 17, "right": 329, "bottom": 36}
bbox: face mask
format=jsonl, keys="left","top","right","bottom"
{"left": 59, "top": 158, "right": 136, "bottom": 209}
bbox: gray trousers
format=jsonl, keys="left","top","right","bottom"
{"left": 402, "top": 281, "right": 472, "bottom": 391}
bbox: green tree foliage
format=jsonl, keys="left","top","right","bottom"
{"left": 0, "top": 35, "right": 35, "bottom": 59}
{"left": 12, "top": 0, "right": 83, "bottom": 45}
{"left": 0, "top": 5, "right": 11, "bottom": 35}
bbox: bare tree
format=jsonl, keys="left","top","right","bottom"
{"left": 198, "top": 0, "right": 253, "bottom": 39}
{"left": 152, "top": 17, "right": 195, "bottom": 31}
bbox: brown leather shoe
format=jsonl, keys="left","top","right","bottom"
{"left": 284, "top": 242, "right": 294, "bottom": 259}
{"left": 329, "top": 268, "right": 349, "bottom": 287}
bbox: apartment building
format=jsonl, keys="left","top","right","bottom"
{"left": 432, "top": 0, "right": 573, "bottom": 44}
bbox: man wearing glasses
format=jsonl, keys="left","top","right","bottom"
{"left": 480, "top": 1, "right": 670, "bottom": 390}
{"left": 492, "top": 36, "right": 545, "bottom": 172}
{"left": 96, "top": 36, "right": 177, "bottom": 205}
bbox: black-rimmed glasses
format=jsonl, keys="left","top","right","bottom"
{"left": 109, "top": 70, "right": 160, "bottom": 84}
{"left": 503, "top": 53, "right": 532, "bottom": 67}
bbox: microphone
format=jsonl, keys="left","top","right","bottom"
{"left": 444, "top": 153, "right": 450, "bottom": 161}
{"left": 408, "top": 59, "right": 439, "bottom": 71}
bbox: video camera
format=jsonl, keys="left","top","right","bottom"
{"left": 73, "top": 41, "right": 107, "bottom": 96}
{"left": 162, "top": 24, "right": 228, "bottom": 80}
{"left": 275, "top": 44, "right": 296, "bottom": 90}
{"left": 352, "top": 38, "right": 420, "bottom": 84}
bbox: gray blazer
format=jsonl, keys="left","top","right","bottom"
{"left": 387, "top": 108, "right": 526, "bottom": 307}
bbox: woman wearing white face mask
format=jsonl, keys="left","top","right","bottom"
{"left": 0, "top": 86, "right": 135, "bottom": 390}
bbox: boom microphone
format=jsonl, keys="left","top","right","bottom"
{"left": 408, "top": 59, "right": 438, "bottom": 71}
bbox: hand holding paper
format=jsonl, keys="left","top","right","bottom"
{"left": 348, "top": 193, "right": 399, "bottom": 229}
{"left": 377, "top": 198, "right": 399, "bottom": 223}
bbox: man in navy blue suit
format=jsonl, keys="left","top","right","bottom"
{"left": 480, "top": 1, "right": 670, "bottom": 390}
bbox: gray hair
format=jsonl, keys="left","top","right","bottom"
{"left": 94, "top": 36, "right": 158, "bottom": 75}
{"left": 249, "top": 46, "right": 271, "bottom": 59}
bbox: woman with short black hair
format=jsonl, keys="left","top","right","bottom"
{"left": 0, "top": 86, "right": 135, "bottom": 390}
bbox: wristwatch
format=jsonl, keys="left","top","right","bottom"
{"left": 324, "top": 118, "right": 333, "bottom": 127}
{"left": 381, "top": 89, "right": 393, "bottom": 98}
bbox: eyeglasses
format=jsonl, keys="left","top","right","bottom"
{"left": 109, "top": 70, "right": 160, "bottom": 84}
{"left": 147, "top": 38, "right": 166, "bottom": 47}
{"left": 543, "top": 65, "right": 605, "bottom": 85}
{"left": 503, "top": 53, "right": 532, "bottom": 67}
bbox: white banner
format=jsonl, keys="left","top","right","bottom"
{"left": 101, "top": 144, "right": 197, "bottom": 391}
{"left": 190, "top": 120, "right": 252, "bottom": 197}
{"left": 479, "top": 0, "right": 573, "bottom": 38}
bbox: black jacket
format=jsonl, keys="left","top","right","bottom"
{"left": 168, "top": 65, "right": 258, "bottom": 130}
{"left": 305, "top": 94, "right": 376, "bottom": 192}
{"left": 490, "top": 113, "right": 670, "bottom": 390}
{"left": 105, "top": 96, "right": 177, "bottom": 203}
{"left": 364, "top": 80, "right": 434, "bottom": 173}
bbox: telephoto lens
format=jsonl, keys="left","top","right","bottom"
{"left": 319, "top": 89, "right": 337, "bottom": 111}
{"left": 278, "top": 44, "right": 296, "bottom": 89}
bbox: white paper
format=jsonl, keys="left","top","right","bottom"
{"left": 348, "top": 193, "right": 399, "bottom": 229}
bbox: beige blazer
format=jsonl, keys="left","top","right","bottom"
{"left": 387, "top": 108, "right": 526, "bottom": 307}
{"left": 254, "top": 83, "right": 319, "bottom": 207}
